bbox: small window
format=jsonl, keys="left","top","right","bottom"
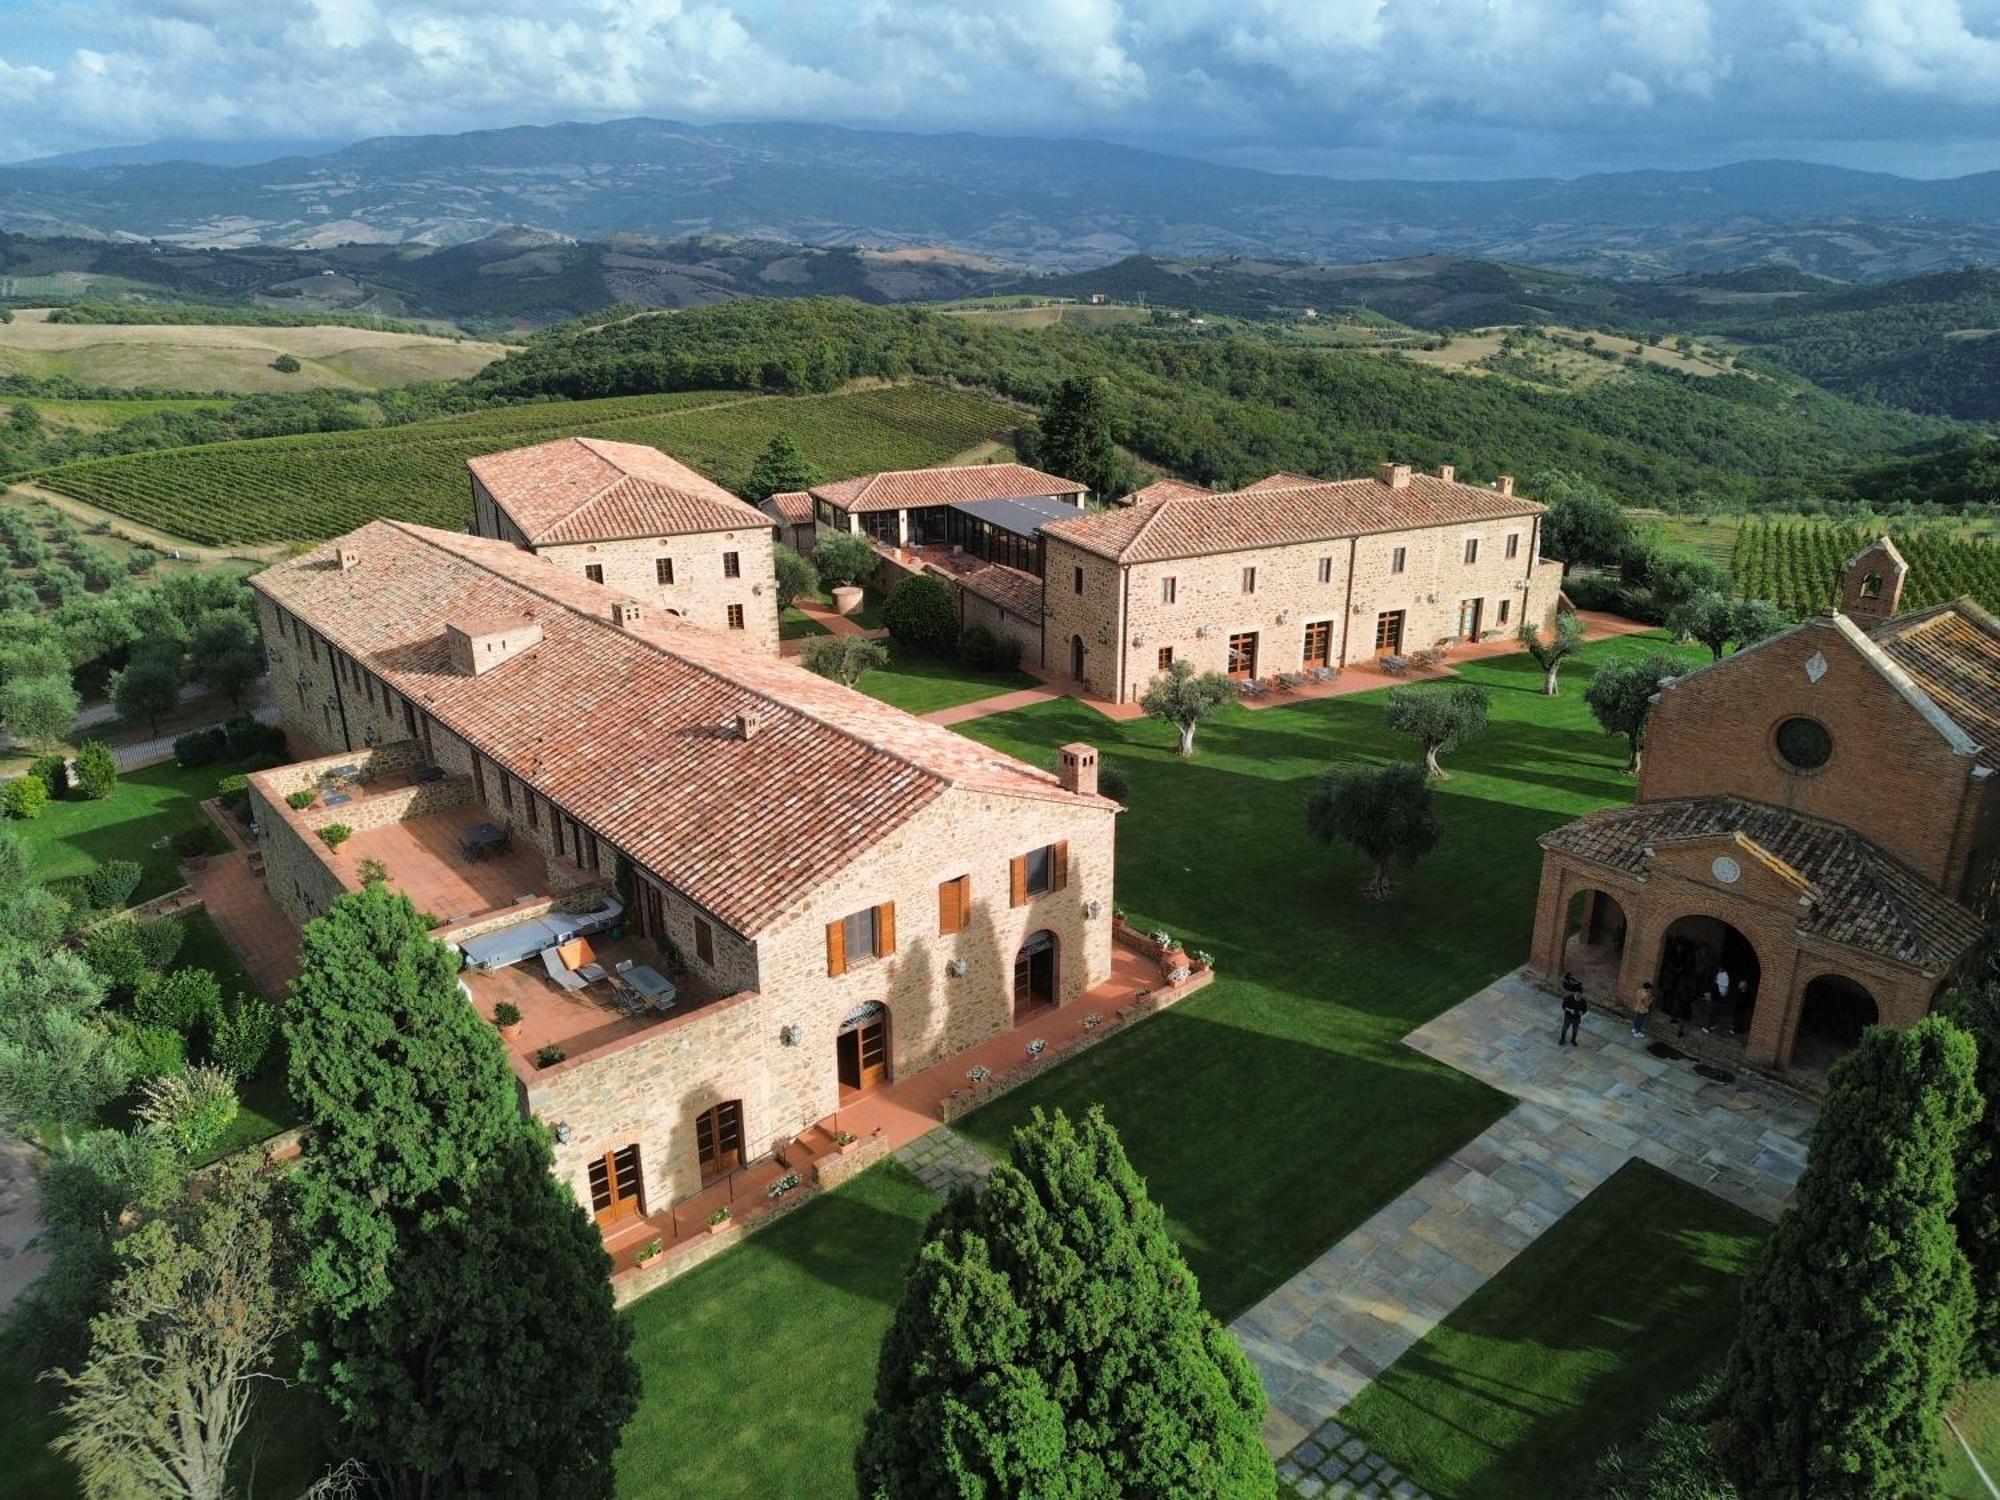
{"left": 1505, "top": 533, "right": 1520, "bottom": 560}
{"left": 1157, "top": 646, "right": 1173, "bottom": 670}
{"left": 723, "top": 551, "right": 740, "bottom": 579}
{"left": 1318, "top": 557, "right": 1333, "bottom": 585}
{"left": 526, "top": 793, "right": 539, "bottom": 830}
{"left": 694, "top": 916, "right": 715, "bottom": 965}
{"left": 1497, "top": 599, "right": 1511, "bottom": 625}
{"left": 727, "top": 604, "right": 745, "bottom": 630}
{"left": 1162, "top": 576, "right": 1177, "bottom": 604}
{"left": 1391, "top": 547, "right": 1407, "bottom": 574}
{"left": 1860, "top": 571, "right": 1883, "bottom": 599}
{"left": 938, "top": 875, "right": 971, "bottom": 935}
{"left": 584, "top": 563, "right": 605, "bottom": 584}
{"left": 828, "top": 904, "right": 895, "bottom": 974}
{"left": 1242, "top": 566, "right": 1256, "bottom": 594}
{"left": 1775, "top": 716, "right": 1833, "bottom": 772}
{"left": 656, "top": 557, "right": 674, "bottom": 586}
{"left": 1066, "top": 565, "right": 1080, "bottom": 595}
{"left": 1463, "top": 538, "right": 1479, "bottom": 565}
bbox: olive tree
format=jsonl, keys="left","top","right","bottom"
{"left": 1139, "top": 659, "right": 1236, "bottom": 757}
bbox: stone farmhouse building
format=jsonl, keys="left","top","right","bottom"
{"left": 468, "top": 436, "right": 780, "bottom": 653}
{"left": 837, "top": 458, "right": 1562, "bottom": 702}
{"left": 245, "top": 514, "right": 1117, "bottom": 1246}
{"left": 1529, "top": 538, "right": 1992, "bottom": 1083}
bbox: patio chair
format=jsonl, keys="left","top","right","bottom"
{"left": 539, "top": 946, "right": 589, "bottom": 992}
{"left": 567, "top": 936, "right": 608, "bottom": 985}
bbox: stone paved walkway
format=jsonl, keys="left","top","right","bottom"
{"left": 1236, "top": 972, "right": 1816, "bottom": 1464}
{"left": 893, "top": 1126, "right": 995, "bottom": 1198}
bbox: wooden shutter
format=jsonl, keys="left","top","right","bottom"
{"left": 826, "top": 919, "right": 847, "bottom": 977}
{"left": 875, "top": 901, "right": 896, "bottom": 957}
{"left": 939, "top": 877, "right": 968, "bottom": 935}
{"left": 1052, "top": 841, "right": 1069, "bottom": 893}
{"left": 1010, "top": 856, "right": 1028, "bottom": 908}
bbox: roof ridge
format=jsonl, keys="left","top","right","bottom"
{"left": 1116, "top": 495, "right": 1184, "bottom": 562}
{"left": 1832, "top": 611, "right": 1981, "bottom": 758}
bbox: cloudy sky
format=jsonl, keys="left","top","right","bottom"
{"left": 2, "top": 0, "right": 1998, "bottom": 177}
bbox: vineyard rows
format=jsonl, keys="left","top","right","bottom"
{"left": 1730, "top": 518, "right": 2000, "bottom": 615}
{"left": 29, "top": 384, "right": 1017, "bottom": 546}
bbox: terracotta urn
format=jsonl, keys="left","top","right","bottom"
{"left": 499, "top": 1021, "right": 523, "bottom": 1042}
{"left": 831, "top": 585, "right": 864, "bottom": 616}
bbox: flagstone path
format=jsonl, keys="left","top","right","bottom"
{"left": 1236, "top": 971, "right": 1817, "bottom": 1467}
{"left": 893, "top": 1126, "right": 995, "bottom": 1198}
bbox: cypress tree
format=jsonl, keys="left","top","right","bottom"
{"left": 1942, "top": 977, "right": 2000, "bottom": 1377}
{"left": 857, "top": 1106, "right": 1271, "bottom": 1499}
{"left": 1717, "top": 1015, "right": 1978, "bottom": 1498}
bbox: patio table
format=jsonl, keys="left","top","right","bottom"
{"left": 411, "top": 765, "right": 446, "bottom": 784}
{"left": 624, "top": 965, "right": 676, "bottom": 1007}
{"left": 460, "top": 822, "right": 509, "bottom": 860}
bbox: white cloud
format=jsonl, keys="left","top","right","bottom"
{"left": 0, "top": 0, "right": 1990, "bottom": 173}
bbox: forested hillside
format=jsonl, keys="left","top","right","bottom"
{"left": 469, "top": 299, "right": 1942, "bottom": 506}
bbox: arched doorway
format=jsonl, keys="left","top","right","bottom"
{"left": 1560, "top": 889, "right": 1627, "bottom": 1001}
{"left": 1655, "top": 915, "right": 1762, "bottom": 1039}
{"left": 836, "top": 1002, "right": 890, "bottom": 1098}
{"left": 1070, "top": 634, "right": 1086, "bottom": 682}
{"left": 1792, "top": 974, "right": 1879, "bottom": 1077}
{"left": 1013, "top": 930, "right": 1059, "bottom": 1022}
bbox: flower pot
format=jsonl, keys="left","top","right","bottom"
{"left": 635, "top": 1252, "right": 662, "bottom": 1271}
{"left": 1159, "top": 947, "right": 1190, "bottom": 980}
{"left": 499, "top": 1022, "right": 522, "bottom": 1041}
{"left": 706, "top": 1219, "right": 731, "bottom": 1237}
{"left": 831, "top": 585, "right": 864, "bottom": 617}
{"left": 837, "top": 1138, "right": 860, "bottom": 1156}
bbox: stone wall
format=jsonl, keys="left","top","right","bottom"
{"left": 535, "top": 530, "right": 779, "bottom": 655}
{"left": 960, "top": 588, "right": 1044, "bottom": 663}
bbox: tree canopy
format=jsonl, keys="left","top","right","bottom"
{"left": 1517, "top": 613, "right": 1586, "bottom": 695}
{"left": 1305, "top": 759, "right": 1443, "bottom": 900}
{"left": 882, "top": 574, "right": 958, "bottom": 655}
{"left": 1139, "top": 659, "right": 1236, "bottom": 757}
{"left": 1383, "top": 682, "right": 1489, "bottom": 778}
{"left": 742, "top": 431, "right": 821, "bottom": 501}
{"left": 1583, "top": 652, "right": 1685, "bottom": 773}
{"left": 1032, "top": 375, "right": 1128, "bottom": 499}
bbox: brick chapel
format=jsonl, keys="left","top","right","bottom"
{"left": 1528, "top": 537, "right": 1995, "bottom": 1082}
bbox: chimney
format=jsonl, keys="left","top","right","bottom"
{"left": 336, "top": 546, "right": 360, "bottom": 572}
{"left": 1436, "top": 464, "right": 1456, "bottom": 483}
{"left": 1841, "top": 536, "right": 1908, "bottom": 621}
{"left": 612, "top": 599, "right": 645, "bottom": 629}
{"left": 1058, "top": 742, "right": 1099, "bottom": 797}
{"left": 1494, "top": 475, "right": 1515, "bottom": 497}
{"left": 446, "top": 617, "right": 542, "bottom": 676}
{"left": 734, "top": 710, "right": 760, "bottom": 742}
{"left": 1377, "top": 462, "right": 1412, "bottom": 489}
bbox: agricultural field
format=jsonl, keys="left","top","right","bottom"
{"left": 1388, "top": 325, "right": 1742, "bottom": 388}
{"left": 29, "top": 382, "right": 1022, "bottom": 544}
{"left": 0, "top": 396, "right": 230, "bottom": 433}
{"left": 1729, "top": 517, "right": 2000, "bottom": 614}
{"left": 940, "top": 302, "right": 1154, "bottom": 331}
{"left": 0, "top": 308, "right": 512, "bottom": 393}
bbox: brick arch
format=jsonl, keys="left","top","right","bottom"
{"left": 1793, "top": 971, "right": 1879, "bottom": 1071}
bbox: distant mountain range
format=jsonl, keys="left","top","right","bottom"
{"left": 5, "top": 118, "right": 2000, "bottom": 279}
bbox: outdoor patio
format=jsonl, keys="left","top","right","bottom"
{"left": 466, "top": 931, "right": 724, "bottom": 1070}
{"left": 340, "top": 803, "right": 550, "bottom": 927}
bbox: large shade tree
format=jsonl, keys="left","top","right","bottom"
{"left": 1535, "top": 473, "right": 1633, "bottom": 574}
{"left": 1942, "top": 976, "right": 2000, "bottom": 1378}
{"left": 1140, "top": 660, "right": 1236, "bottom": 757}
{"left": 1583, "top": 652, "right": 1685, "bottom": 773}
{"left": 1717, "top": 1016, "right": 1978, "bottom": 1499}
{"left": 743, "top": 431, "right": 820, "bottom": 502}
{"left": 1669, "top": 592, "right": 1791, "bottom": 662}
{"left": 1033, "top": 376, "right": 1125, "bottom": 499}
{"left": 1305, "top": 759, "right": 1443, "bottom": 900}
{"left": 857, "top": 1107, "right": 1269, "bottom": 1499}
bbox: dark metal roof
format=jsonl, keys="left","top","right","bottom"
{"left": 950, "top": 494, "right": 1088, "bottom": 539}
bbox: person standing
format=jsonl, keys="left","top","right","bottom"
{"left": 1703, "top": 966, "right": 1732, "bottom": 1035}
{"left": 1631, "top": 981, "right": 1657, "bottom": 1039}
{"left": 1559, "top": 974, "right": 1587, "bottom": 1047}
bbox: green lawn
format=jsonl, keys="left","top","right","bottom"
{"left": 853, "top": 642, "right": 1039, "bottom": 715}
{"left": 616, "top": 1161, "right": 938, "bottom": 1500}
{"left": 949, "top": 634, "right": 1705, "bottom": 1317}
{"left": 1945, "top": 1378, "right": 2000, "bottom": 1499}
{"left": 177, "top": 909, "right": 301, "bottom": 1163}
{"left": 779, "top": 606, "right": 830, "bottom": 641}
{"left": 1336, "top": 1161, "right": 1768, "bottom": 1499}
{"left": 14, "top": 756, "right": 252, "bottom": 904}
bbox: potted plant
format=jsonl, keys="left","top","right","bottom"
{"left": 635, "top": 1236, "right": 665, "bottom": 1269}
{"left": 493, "top": 1001, "right": 523, "bottom": 1041}
{"left": 830, "top": 584, "right": 864, "bottom": 616}
{"left": 834, "top": 1129, "right": 859, "bottom": 1155}
{"left": 706, "top": 1205, "right": 732, "bottom": 1235}
{"left": 533, "top": 1043, "right": 565, "bottom": 1069}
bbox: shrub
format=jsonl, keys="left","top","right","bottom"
{"left": 81, "top": 921, "right": 150, "bottom": 993}
{"left": 210, "top": 995, "right": 278, "bottom": 1079}
{"left": 135, "top": 1063, "right": 239, "bottom": 1159}
{"left": 135, "top": 915, "right": 185, "bottom": 970}
{"left": 171, "top": 822, "right": 230, "bottom": 860}
{"left": 121, "top": 1022, "right": 188, "bottom": 1081}
{"left": 534, "top": 1043, "right": 566, "bottom": 1068}
{"left": 135, "top": 965, "right": 221, "bottom": 1037}
{"left": 285, "top": 788, "right": 318, "bottom": 810}
{"left": 356, "top": 857, "right": 389, "bottom": 885}
{"left": 959, "top": 623, "right": 1023, "bottom": 672}
{"left": 492, "top": 1002, "right": 522, "bottom": 1029}
{"left": 799, "top": 635, "right": 889, "bottom": 686}
{"left": 4, "top": 776, "right": 48, "bottom": 820}
{"left": 223, "top": 712, "right": 285, "bottom": 760}
{"left": 173, "top": 724, "right": 230, "bottom": 768}
{"left": 318, "top": 822, "right": 353, "bottom": 849}
{"left": 125, "top": 547, "right": 160, "bottom": 574}
{"left": 813, "top": 529, "right": 878, "bottom": 590}
{"left": 216, "top": 773, "right": 251, "bottom": 819}
{"left": 882, "top": 575, "right": 958, "bottom": 654}
{"left": 80, "top": 859, "right": 142, "bottom": 912}
{"left": 272, "top": 354, "right": 302, "bottom": 374}
{"left": 27, "top": 753, "right": 68, "bottom": 799}
{"left": 73, "top": 739, "right": 117, "bottom": 800}
{"left": 772, "top": 544, "right": 818, "bottom": 612}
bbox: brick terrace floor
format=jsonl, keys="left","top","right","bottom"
{"left": 341, "top": 805, "right": 551, "bottom": 927}
{"left": 188, "top": 848, "right": 301, "bottom": 999}
{"left": 468, "top": 934, "right": 724, "bottom": 1066}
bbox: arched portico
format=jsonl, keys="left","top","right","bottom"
{"left": 1654, "top": 914, "right": 1764, "bottom": 1039}
{"left": 1788, "top": 974, "right": 1879, "bottom": 1080}
{"left": 1559, "top": 888, "right": 1628, "bottom": 1001}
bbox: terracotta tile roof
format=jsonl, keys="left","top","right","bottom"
{"left": 1122, "top": 478, "right": 1213, "bottom": 506}
{"left": 1240, "top": 472, "right": 1324, "bottom": 491}
{"left": 1870, "top": 599, "right": 2000, "bottom": 768}
{"left": 1540, "top": 796, "right": 1982, "bottom": 972}
{"left": 1042, "top": 470, "right": 1543, "bottom": 564}
{"left": 955, "top": 562, "right": 1044, "bottom": 621}
{"left": 764, "top": 490, "right": 815, "bottom": 525}
{"left": 252, "top": 521, "right": 1107, "bottom": 936}
{"left": 812, "top": 462, "right": 1086, "bottom": 515}
{"left": 467, "top": 436, "right": 771, "bottom": 545}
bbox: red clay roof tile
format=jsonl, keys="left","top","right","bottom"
{"left": 468, "top": 436, "right": 772, "bottom": 545}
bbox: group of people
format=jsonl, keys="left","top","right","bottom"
{"left": 1556, "top": 943, "right": 1757, "bottom": 1048}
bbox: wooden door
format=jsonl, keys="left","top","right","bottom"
{"left": 1013, "top": 931, "right": 1058, "bottom": 1019}
{"left": 1302, "top": 620, "right": 1333, "bottom": 668}
{"left": 1458, "top": 598, "right": 1483, "bottom": 640}
{"left": 695, "top": 1101, "right": 744, "bottom": 1183}
{"left": 1373, "top": 611, "right": 1405, "bottom": 655}
{"left": 1227, "top": 631, "right": 1259, "bottom": 679}
{"left": 837, "top": 1016, "right": 889, "bottom": 1093}
{"left": 588, "top": 1144, "right": 644, "bottom": 1227}
{"left": 1070, "top": 635, "right": 1086, "bottom": 681}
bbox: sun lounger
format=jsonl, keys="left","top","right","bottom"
{"left": 540, "top": 946, "right": 589, "bottom": 992}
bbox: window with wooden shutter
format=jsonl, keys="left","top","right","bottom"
{"left": 875, "top": 902, "right": 896, "bottom": 956}
{"left": 938, "top": 876, "right": 970, "bottom": 934}
{"left": 694, "top": 917, "right": 714, "bottom": 964}
{"left": 1010, "top": 855, "right": 1028, "bottom": 907}
{"left": 1052, "top": 840, "right": 1069, "bottom": 892}
{"left": 826, "top": 919, "right": 847, "bottom": 976}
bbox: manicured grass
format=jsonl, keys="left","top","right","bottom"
{"left": 14, "top": 756, "right": 251, "bottom": 904}
{"left": 853, "top": 642, "right": 1038, "bottom": 715}
{"left": 177, "top": 909, "right": 301, "bottom": 1162}
{"left": 1944, "top": 1377, "right": 2000, "bottom": 1499}
{"left": 779, "top": 606, "right": 830, "bottom": 640}
{"left": 1336, "top": 1161, "right": 1768, "bottom": 1500}
{"left": 809, "top": 586, "right": 887, "bottom": 630}
{"left": 950, "top": 634, "right": 1706, "bottom": 1318}
{"left": 617, "top": 1161, "right": 938, "bottom": 1500}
